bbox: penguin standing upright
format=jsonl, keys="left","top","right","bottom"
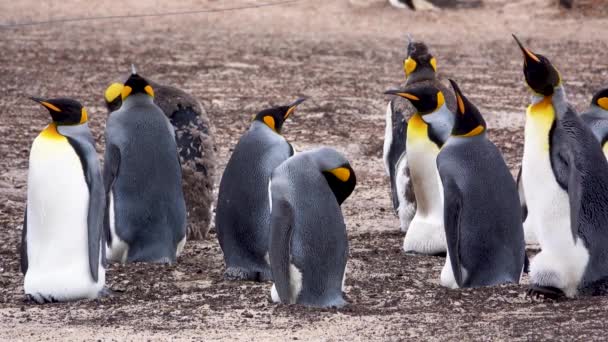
{"left": 22, "top": 97, "right": 105, "bottom": 303}
{"left": 437, "top": 80, "right": 526, "bottom": 289}
{"left": 104, "top": 69, "right": 187, "bottom": 263}
{"left": 514, "top": 35, "right": 608, "bottom": 298}
{"left": 383, "top": 37, "right": 456, "bottom": 232}
{"left": 385, "top": 84, "right": 453, "bottom": 255}
{"left": 580, "top": 87, "right": 608, "bottom": 158}
{"left": 268, "top": 147, "right": 356, "bottom": 307}
{"left": 216, "top": 98, "right": 306, "bottom": 281}
{"left": 105, "top": 75, "right": 215, "bottom": 241}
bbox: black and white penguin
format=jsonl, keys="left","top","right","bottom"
{"left": 268, "top": 147, "right": 356, "bottom": 307}
{"left": 104, "top": 73, "right": 215, "bottom": 241}
{"left": 104, "top": 70, "right": 187, "bottom": 263}
{"left": 216, "top": 98, "right": 306, "bottom": 281}
{"left": 514, "top": 35, "right": 608, "bottom": 298}
{"left": 22, "top": 97, "right": 105, "bottom": 303}
{"left": 437, "top": 80, "right": 526, "bottom": 289}
{"left": 383, "top": 37, "right": 456, "bottom": 232}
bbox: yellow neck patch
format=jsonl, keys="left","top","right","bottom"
{"left": 436, "top": 92, "right": 445, "bottom": 111}
{"left": 263, "top": 116, "right": 276, "bottom": 132}
{"left": 527, "top": 96, "right": 555, "bottom": 151}
{"left": 121, "top": 85, "right": 132, "bottom": 100}
{"left": 598, "top": 97, "right": 608, "bottom": 111}
{"left": 328, "top": 167, "right": 350, "bottom": 182}
{"left": 404, "top": 57, "right": 417, "bottom": 77}
{"left": 38, "top": 123, "right": 66, "bottom": 141}
{"left": 430, "top": 57, "right": 437, "bottom": 72}
{"left": 105, "top": 83, "right": 124, "bottom": 103}
{"left": 407, "top": 113, "right": 429, "bottom": 140}
{"left": 80, "top": 107, "right": 88, "bottom": 124}
{"left": 456, "top": 125, "right": 485, "bottom": 137}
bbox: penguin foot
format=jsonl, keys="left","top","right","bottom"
{"left": 526, "top": 285, "right": 566, "bottom": 300}
{"left": 225, "top": 267, "right": 272, "bottom": 282}
{"left": 99, "top": 287, "right": 116, "bottom": 298}
{"left": 25, "top": 293, "right": 57, "bottom": 304}
{"left": 404, "top": 250, "right": 446, "bottom": 258}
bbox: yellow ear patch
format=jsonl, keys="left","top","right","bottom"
{"left": 598, "top": 97, "right": 608, "bottom": 110}
{"left": 398, "top": 93, "right": 419, "bottom": 101}
{"left": 436, "top": 91, "right": 445, "bottom": 110}
{"left": 80, "top": 107, "right": 88, "bottom": 124}
{"left": 263, "top": 116, "right": 276, "bottom": 131}
{"left": 456, "top": 94, "right": 465, "bottom": 115}
{"left": 41, "top": 101, "right": 61, "bottom": 112}
{"left": 105, "top": 83, "right": 124, "bottom": 103}
{"left": 144, "top": 85, "right": 155, "bottom": 98}
{"left": 404, "top": 57, "right": 417, "bottom": 76}
{"left": 328, "top": 167, "right": 350, "bottom": 182}
{"left": 121, "top": 85, "right": 132, "bottom": 100}
{"left": 430, "top": 57, "right": 437, "bottom": 71}
{"left": 458, "top": 125, "right": 485, "bottom": 137}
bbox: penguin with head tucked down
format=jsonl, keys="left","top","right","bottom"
{"left": 514, "top": 35, "right": 608, "bottom": 298}
{"left": 22, "top": 97, "right": 106, "bottom": 303}
{"left": 437, "top": 80, "right": 526, "bottom": 289}
{"left": 268, "top": 147, "right": 356, "bottom": 308}
{"left": 216, "top": 98, "right": 306, "bottom": 281}
{"left": 383, "top": 37, "right": 456, "bottom": 233}
{"left": 104, "top": 68, "right": 187, "bottom": 264}
{"left": 104, "top": 73, "right": 215, "bottom": 241}
{"left": 385, "top": 84, "right": 453, "bottom": 255}
{"left": 580, "top": 87, "right": 608, "bottom": 159}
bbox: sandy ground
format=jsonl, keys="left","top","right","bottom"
{"left": 1, "top": 0, "right": 608, "bottom": 340}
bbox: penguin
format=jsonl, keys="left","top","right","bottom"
{"left": 383, "top": 37, "right": 456, "bottom": 232}
{"left": 22, "top": 97, "right": 105, "bottom": 303}
{"left": 104, "top": 69, "right": 187, "bottom": 263}
{"left": 580, "top": 87, "right": 608, "bottom": 158}
{"left": 216, "top": 98, "right": 306, "bottom": 281}
{"left": 514, "top": 35, "right": 608, "bottom": 298}
{"left": 437, "top": 80, "right": 526, "bottom": 289}
{"left": 268, "top": 147, "right": 356, "bottom": 307}
{"left": 384, "top": 84, "right": 454, "bottom": 255}
{"left": 104, "top": 75, "right": 215, "bottom": 241}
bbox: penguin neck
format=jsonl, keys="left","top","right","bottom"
{"left": 39, "top": 122, "right": 66, "bottom": 141}
{"left": 405, "top": 68, "right": 435, "bottom": 85}
{"left": 421, "top": 104, "right": 455, "bottom": 146}
{"left": 121, "top": 93, "right": 154, "bottom": 110}
{"left": 251, "top": 120, "right": 281, "bottom": 135}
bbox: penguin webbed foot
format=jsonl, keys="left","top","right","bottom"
{"left": 25, "top": 293, "right": 58, "bottom": 304}
{"left": 526, "top": 285, "right": 566, "bottom": 300}
{"left": 224, "top": 267, "right": 272, "bottom": 282}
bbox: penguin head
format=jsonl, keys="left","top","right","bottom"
{"left": 253, "top": 98, "right": 307, "bottom": 134}
{"left": 591, "top": 87, "right": 608, "bottom": 111}
{"left": 30, "top": 97, "right": 88, "bottom": 125}
{"left": 312, "top": 147, "right": 356, "bottom": 205}
{"left": 403, "top": 37, "right": 437, "bottom": 82}
{"left": 105, "top": 83, "right": 124, "bottom": 113}
{"left": 448, "top": 79, "right": 487, "bottom": 137}
{"left": 121, "top": 65, "right": 155, "bottom": 101}
{"left": 513, "top": 35, "right": 561, "bottom": 96}
{"left": 384, "top": 84, "right": 445, "bottom": 115}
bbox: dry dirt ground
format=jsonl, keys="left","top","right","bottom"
{"left": 1, "top": 0, "right": 608, "bottom": 340}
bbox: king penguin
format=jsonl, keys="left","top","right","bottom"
{"left": 580, "top": 87, "right": 608, "bottom": 159}
{"left": 104, "top": 68, "right": 187, "bottom": 263}
{"left": 383, "top": 37, "right": 456, "bottom": 232}
{"left": 216, "top": 98, "right": 306, "bottom": 281}
{"left": 22, "top": 97, "right": 105, "bottom": 303}
{"left": 514, "top": 35, "right": 608, "bottom": 298}
{"left": 437, "top": 80, "right": 526, "bottom": 289}
{"left": 384, "top": 84, "right": 454, "bottom": 255}
{"left": 268, "top": 147, "right": 356, "bottom": 307}
{"left": 104, "top": 73, "right": 216, "bottom": 241}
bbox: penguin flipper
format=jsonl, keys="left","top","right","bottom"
{"left": 517, "top": 167, "right": 528, "bottom": 222}
{"left": 269, "top": 198, "right": 295, "bottom": 304}
{"left": 103, "top": 144, "right": 121, "bottom": 250}
{"left": 443, "top": 178, "right": 464, "bottom": 287}
{"left": 67, "top": 136, "right": 105, "bottom": 282}
{"left": 20, "top": 206, "right": 28, "bottom": 275}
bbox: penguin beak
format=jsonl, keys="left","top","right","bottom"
{"left": 285, "top": 97, "right": 307, "bottom": 118}
{"left": 512, "top": 34, "right": 540, "bottom": 65}
{"left": 30, "top": 97, "right": 61, "bottom": 112}
{"left": 448, "top": 79, "right": 466, "bottom": 115}
{"left": 384, "top": 89, "right": 420, "bottom": 101}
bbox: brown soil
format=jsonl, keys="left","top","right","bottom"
{"left": 1, "top": 0, "right": 608, "bottom": 340}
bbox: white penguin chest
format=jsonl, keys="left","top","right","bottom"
{"left": 26, "top": 132, "right": 90, "bottom": 269}
{"left": 406, "top": 115, "right": 442, "bottom": 214}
